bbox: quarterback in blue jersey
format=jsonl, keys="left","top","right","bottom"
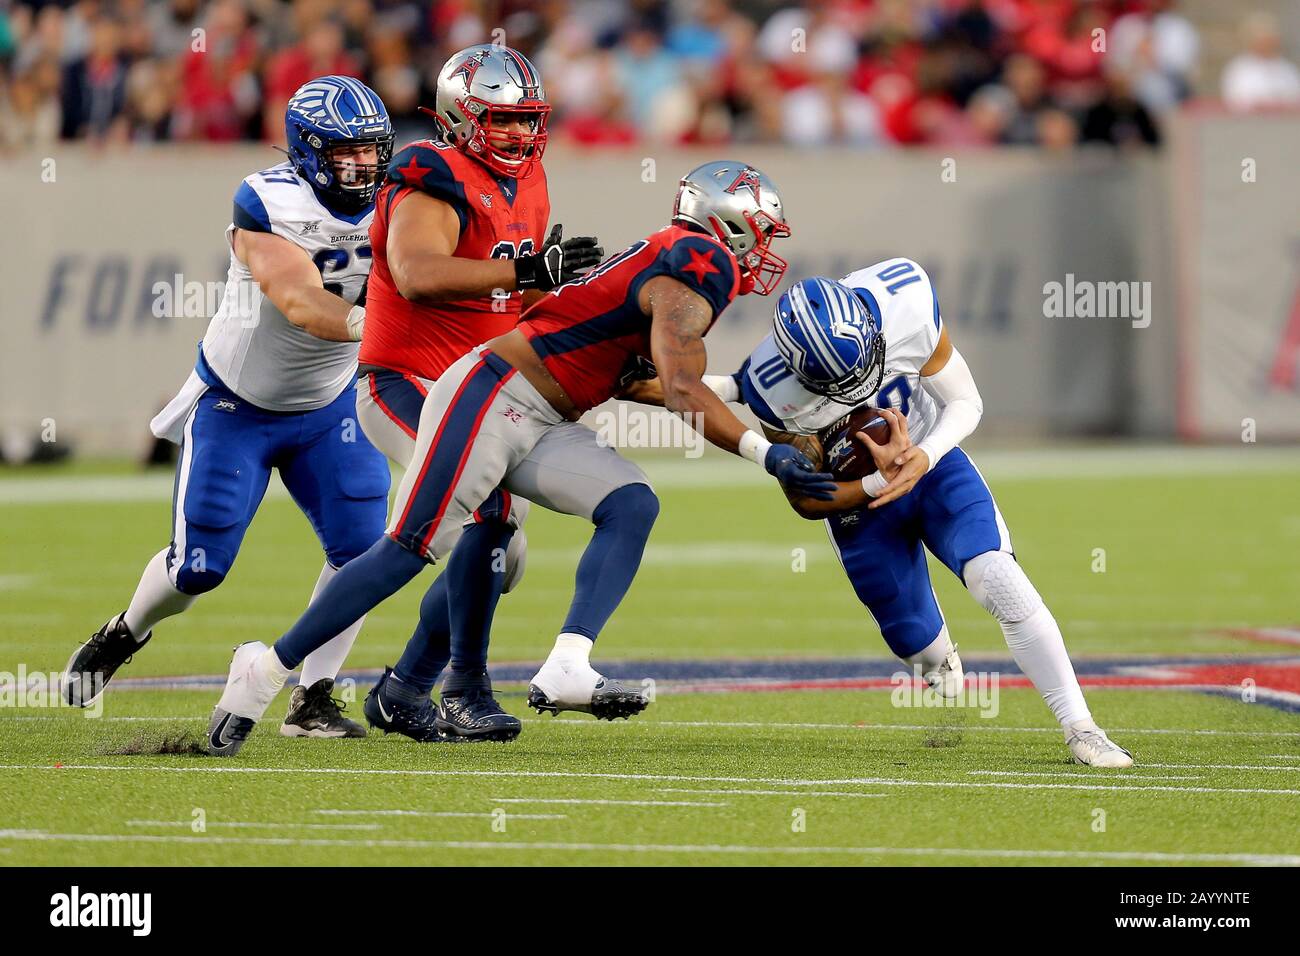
{"left": 715, "top": 271, "right": 1133, "bottom": 767}
{"left": 63, "top": 77, "right": 395, "bottom": 740}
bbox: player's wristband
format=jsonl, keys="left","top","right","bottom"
{"left": 737, "top": 429, "right": 772, "bottom": 467}
{"left": 703, "top": 374, "right": 740, "bottom": 403}
{"left": 345, "top": 305, "right": 366, "bottom": 342}
{"left": 861, "top": 472, "right": 889, "bottom": 498}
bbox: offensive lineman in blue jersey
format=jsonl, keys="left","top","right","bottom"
{"left": 707, "top": 271, "right": 1134, "bottom": 767}
{"left": 63, "top": 77, "right": 395, "bottom": 739}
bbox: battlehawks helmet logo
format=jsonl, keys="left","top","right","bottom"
{"left": 449, "top": 49, "right": 493, "bottom": 90}
{"left": 724, "top": 166, "right": 763, "bottom": 203}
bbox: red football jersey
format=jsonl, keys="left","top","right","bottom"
{"left": 360, "top": 138, "right": 551, "bottom": 379}
{"left": 518, "top": 225, "right": 741, "bottom": 413}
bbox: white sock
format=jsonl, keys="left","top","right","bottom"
{"left": 965, "top": 551, "right": 1092, "bottom": 728}
{"left": 904, "top": 626, "right": 953, "bottom": 675}
{"left": 299, "top": 562, "right": 366, "bottom": 689}
{"left": 546, "top": 633, "right": 593, "bottom": 666}
{"left": 256, "top": 646, "right": 291, "bottom": 687}
{"left": 1002, "top": 605, "right": 1092, "bottom": 727}
{"left": 122, "top": 548, "right": 196, "bottom": 640}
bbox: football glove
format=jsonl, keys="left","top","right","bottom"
{"left": 765, "top": 444, "right": 838, "bottom": 501}
{"left": 515, "top": 224, "right": 604, "bottom": 292}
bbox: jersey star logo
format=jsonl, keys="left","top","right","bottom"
{"left": 681, "top": 247, "right": 720, "bottom": 284}
{"left": 397, "top": 154, "right": 430, "bottom": 185}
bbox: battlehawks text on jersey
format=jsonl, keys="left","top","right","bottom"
{"left": 196, "top": 161, "right": 373, "bottom": 411}
{"left": 739, "top": 257, "right": 943, "bottom": 442}
{"left": 518, "top": 225, "right": 741, "bottom": 413}
{"left": 360, "top": 138, "right": 550, "bottom": 379}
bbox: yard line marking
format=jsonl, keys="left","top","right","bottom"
{"left": 521, "top": 718, "right": 1300, "bottom": 738}
{"left": 1140, "top": 762, "right": 1300, "bottom": 773}
{"left": 309, "top": 809, "right": 567, "bottom": 820}
{"left": 0, "top": 830, "right": 1295, "bottom": 865}
{"left": 488, "top": 798, "right": 728, "bottom": 808}
{"left": 654, "top": 788, "right": 890, "bottom": 799}
{"left": 3, "top": 763, "right": 1297, "bottom": 795}
{"left": 8, "top": 716, "right": 200, "bottom": 722}
{"left": 969, "top": 771, "right": 1204, "bottom": 781}
{"left": 124, "top": 820, "right": 382, "bottom": 831}
{"left": 1263, "top": 754, "right": 1300, "bottom": 760}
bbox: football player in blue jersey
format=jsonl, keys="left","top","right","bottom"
{"left": 626, "top": 270, "right": 1133, "bottom": 767}
{"left": 63, "top": 77, "right": 395, "bottom": 741}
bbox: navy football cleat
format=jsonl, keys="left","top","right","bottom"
{"left": 363, "top": 668, "right": 445, "bottom": 742}
{"left": 206, "top": 708, "right": 257, "bottom": 757}
{"left": 437, "top": 671, "right": 521, "bottom": 742}
{"left": 64, "top": 612, "right": 151, "bottom": 707}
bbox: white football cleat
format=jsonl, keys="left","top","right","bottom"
{"left": 526, "top": 658, "right": 649, "bottom": 721}
{"left": 1065, "top": 722, "right": 1134, "bottom": 768}
{"left": 923, "top": 643, "right": 965, "bottom": 699}
{"left": 206, "top": 642, "right": 287, "bottom": 757}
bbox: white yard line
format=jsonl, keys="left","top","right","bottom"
{"left": 969, "top": 771, "right": 1204, "bottom": 781}
{"left": 654, "top": 788, "right": 890, "bottom": 799}
{"left": 1139, "top": 762, "right": 1300, "bottom": 773}
{"left": 2, "top": 763, "right": 1297, "bottom": 795}
{"left": 487, "top": 797, "right": 728, "bottom": 808}
{"left": 308, "top": 809, "right": 567, "bottom": 820}
{"left": 0, "top": 829, "right": 1294, "bottom": 865}
{"left": 522, "top": 718, "right": 1300, "bottom": 738}
{"left": 124, "top": 820, "right": 382, "bottom": 831}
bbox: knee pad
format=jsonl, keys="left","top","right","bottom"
{"left": 595, "top": 483, "right": 660, "bottom": 533}
{"left": 963, "top": 550, "right": 1042, "bottom": 625}
{"left": 170, "top": 544, "right": 231, "bottom": 596}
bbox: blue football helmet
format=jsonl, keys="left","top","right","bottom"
{"left": 772, "top": 277, "right": 886, "bottom": 405}
{"left": 285, "top": 76, "right": 394, "bottom": 214}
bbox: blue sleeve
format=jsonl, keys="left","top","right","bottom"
{"left": 735, "top": 357, "right": 784, "bottom": 431}
{"left": 661, "top": 236, "right": 738, "bottom": 319}
{"left": 387, "top": 143, "right": 469, "bottom": 233}
{"left": 232, "top": 181, "right": 272, "bottom": 233}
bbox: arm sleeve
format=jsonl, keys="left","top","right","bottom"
{"left": 915, "top": 348, "right": 983, "bottom": 473}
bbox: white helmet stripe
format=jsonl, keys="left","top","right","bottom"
{"left": 794, "top": 281, "right": 851, "bottom": 377}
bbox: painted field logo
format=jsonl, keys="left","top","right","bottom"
{"left": 50, "top": 885, "right": 151, "bottom": 936}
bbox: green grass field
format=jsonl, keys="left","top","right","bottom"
{"left": 2, "top": 446, "right": 1299, "bottom": 866}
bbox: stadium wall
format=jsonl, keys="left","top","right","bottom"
{"left": 1, "top": 132, "right": 1291, "bottom": 457}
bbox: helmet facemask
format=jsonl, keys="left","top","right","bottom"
{"left": 291, "top": 125, "right": 394, "bottom": 214}
{"left": 734, "top": 209, "right": 790, "bottom": 296}
{"left": 442, "top": 97, "right": 550, "bottom": 179}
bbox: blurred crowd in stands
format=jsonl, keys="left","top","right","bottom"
{"left": 1, "top": 0, "right": 1298, "bottom": 153}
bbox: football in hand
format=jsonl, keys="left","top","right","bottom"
{"left": 817, "top": 407, "right": 892, "bottom": 480}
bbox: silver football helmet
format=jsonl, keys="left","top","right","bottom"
{"left": 672, "top": 160, "right": 791, "bottom": 295}
{"left": 431, "top": 43, "right": 549, "bottom": 178}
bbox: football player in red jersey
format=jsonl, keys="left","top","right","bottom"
{"left": 287, "top": 44, "right": 601, "bottom": 746}
{"left": 203, "top": 161, "right": 836, "bottom": 751}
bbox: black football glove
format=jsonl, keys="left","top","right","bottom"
{"left": 765, "top": 444, "right": 838, "bottom": 502}
{"left": 515, "top": 224, "right": 603, "bottom": 292}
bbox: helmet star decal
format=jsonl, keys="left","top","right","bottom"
{"left": 723, "top": 166, "right": 763, "bottom": 203}
{"left": 449, "top": 49, "right": 492, "bottom": 89}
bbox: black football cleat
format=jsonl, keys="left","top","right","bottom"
{"left": 63, "top": 612, "right": 151, "bottom": 707}
{"left": 363, "top": 668, "right": 445, "bottom": 742}
{"left": 437, "top": 671, "right": 521, "bottom": 743}
{"left": 527, "top": 675, "right": 651, "bottom": 721}
{"left": 280, "top": 678, "right": 367, "bottom": 739}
